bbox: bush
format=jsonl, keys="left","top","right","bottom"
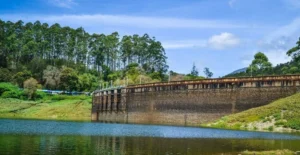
{"left": 1, "top": 89, "right": 23, "bottom": 99}
{"left": 35, "top": 91, "right": 47, "bottom": 100}
{"left": 268, "top": 126, "right": 274, "bottom": 131}
{"left": 24, "top": 78, "right": 38, "bottom": 100}
{"left": 0, "top": 83, "right": 19, "bottom": 96}
{"left": 285, "top": 119, "right": 300, "bottom": 130}
{"left": 13, "top": 71, "right": 32, "bottom": 88}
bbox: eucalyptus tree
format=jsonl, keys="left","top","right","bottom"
{"left": 247, "top": 52, "right": 272, "bottom": 74}
{"left": 0, "top": 19, "right": 169, "bottom": 90}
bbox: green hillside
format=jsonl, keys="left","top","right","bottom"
{"left": 205, "top": 93, "right": 300, "bottom": 132}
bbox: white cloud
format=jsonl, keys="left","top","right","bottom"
{"left": 207, "top": 32, "right": 240, "bottom": 50}
{"left": 265, "top": 49, "right": 291, "bottom": 65}
{"left": 162, "top": 40, "right": 206, "bottom": 49}
{"left": 0, "top": 14, "right": 246, "bottom": 29}
{"left": 264, "top": 17, "right": 300, "bottom": 43}
{"left": 163, "top": 33, "right": 241, "bottom": 50}
{"left": 254, "top": 17, "right": 300, "bottom": 66}
{"left": 48, "top": 0, "right": 77, "bottom": 8}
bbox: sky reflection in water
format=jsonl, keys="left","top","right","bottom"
{"left": 0, "top": 119, "right": 300, "bottom": 140}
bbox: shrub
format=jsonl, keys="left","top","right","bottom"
{"left": 35, "top": 91, "right": 47, "bottom": 100}
{"left": 24, "top": 78, "right": 38, "bottom": 100}
{"left": 1, "top": 89, "right": 23, "bottom": 99}
{"left": 0, "top": 82, "right": 19, "bottom": 96}
{"left": 268, "top": 126, "right": 274, "bottom": 131}
{"left": 273, "top": 113, "right": 281, "bottom": 120}
{"left": 13, "top": 71, "right": 32, "bottom": 88}
{"left": 275, "top": 121, "right": 285, "bottom": 126}
{"left": 285, "top": 119, "right": 300, "bottom": 130}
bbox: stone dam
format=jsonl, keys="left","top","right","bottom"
{"left": 91, "top": 75, "right": 300, "bottom": 126}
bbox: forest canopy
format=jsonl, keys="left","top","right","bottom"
{"left": 0, "top": 20, "right": 168, "bottom": 91}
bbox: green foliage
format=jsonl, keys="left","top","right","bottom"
{"left": 247, "top": 52, "right": 272, "bottom": 74}
{"left": 190, "top": 63, "right": 199, "bottom": 77}
{"left": 13, "top": 71, "right": 32, "bottom": 88}
{"left": 125, "top": 63, "right": 142, "bottom": 82}
{"left": 284, "top": 119, "right": 300, "bottom": 130}
{"left": 59, "top": 67, "right": 79, "bottom": 91}
{"left": 203, "top": 67, "right": 213, "bottom": 78}
{"left": 0, "top": 68, "right": 12, "bottom": 82}
{"left": 273, "top": 113, "right": 281, "bottom": 121}
{"left": 107, "top": 71, "right": 122, "bottom": 82}
{"left": 0, "top": 20, "right": 169, "bottom": 91}
{"left": 208, "top": 93, "right": 300, "bottom": 131}
{"left": 241, "top": 149, "right": 295, "bottom": 155}
{"left": 149, "top": 72, "right": 162, "bottom": 81}
{"left": 275, "top": 120, "right": 285, "bottom": 126}
{"left": 0, "top": 83, "right": 19, "bottom": 95}
{"left": 286, "top": 37, "right": 300, "bottom": 61}
{"left": 78, "top": 73, "right": 99, "bottom": 91}
{"left": 268, "top": 126, "right": 274, "bottom": 131}
{"left": 35, "top": 91, "right": 47, "bottom": 100}
{"left": 1, "top": 89, "right": 23, "bottom": 99}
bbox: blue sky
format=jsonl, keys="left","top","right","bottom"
{"left": 1, "top": 0, "right": 300, "bottom": 77}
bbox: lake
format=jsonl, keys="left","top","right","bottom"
{"left": 0, "top": 119, "right": 300, "bottom": 154}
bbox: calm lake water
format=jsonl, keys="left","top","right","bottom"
{"left": 1, "top": 119, "right": 300, "bottom": 154}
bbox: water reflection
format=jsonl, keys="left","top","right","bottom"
{"left": 1, "top": 119, "right": 300, "bottom": 154}
{"left": 1, "top": 135, "right": 300, "bottom": 154}
{"left": 1, "top": 119, "right": 299, "bottom": 139}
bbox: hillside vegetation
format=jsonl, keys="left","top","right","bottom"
{"left": 0, "top": 19, "right": 168, "bottom": 92}
{"left": 0, "top": 97, "right": 91, "bottom": 121}
{"left": 206, "top": 93, "right": 300, "bottom": 132}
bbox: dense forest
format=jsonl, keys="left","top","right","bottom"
{"left": 226, "top": 37, "right": 300, "bottom": 78}
{"left": 0, "top": 20, "right": 168, "bottom": 91}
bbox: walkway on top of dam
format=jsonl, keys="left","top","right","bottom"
{"left": 94, "top": 75, "right": 300, "bottom": 92}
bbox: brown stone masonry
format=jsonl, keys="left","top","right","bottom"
{"left": 92, "top": 75, "right": 300, "bottom": 126}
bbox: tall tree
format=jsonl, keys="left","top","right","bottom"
{"left": 204, "top": 67, "right": 213, "bottom": 78}
{"left": 287, "top": 37, "right": 300, "bottom": 61}
{"left": 247, "top": 52, "right": 272, "bottom": 73}
{"left": 0, "top": 20, "right": 169, "bottom": 90}
{"left": 191, "top": 63, "right": 199, "bottom": 77}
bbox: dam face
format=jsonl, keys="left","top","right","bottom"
{"left": 92, "top": 75, "right": 300, "bottom": 126}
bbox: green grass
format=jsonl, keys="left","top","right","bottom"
{"left": 241, "top": 150, "right": 295, "bottom": 155}
{"left": 0, "top": 96, "right": 92, "bottom": 121}
{"left": 205, "top": 93, "right": 300, "bottom": 131}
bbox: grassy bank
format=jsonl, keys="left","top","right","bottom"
{"left": 0, "top": 96, "right": 92, "bottom": 121}
{"left": 204, "top": 93, "right": 300, "bottom": 132}
{"left": 241, "top": 150, "right": 295, "bottom": 155}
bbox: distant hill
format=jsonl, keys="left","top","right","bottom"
{"left": 227, "top": 67, "right": 247, "bottom": 75}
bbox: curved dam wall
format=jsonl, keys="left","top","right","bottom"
{"left": 92, "top": 75, "right": 300, "bottom": 126}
